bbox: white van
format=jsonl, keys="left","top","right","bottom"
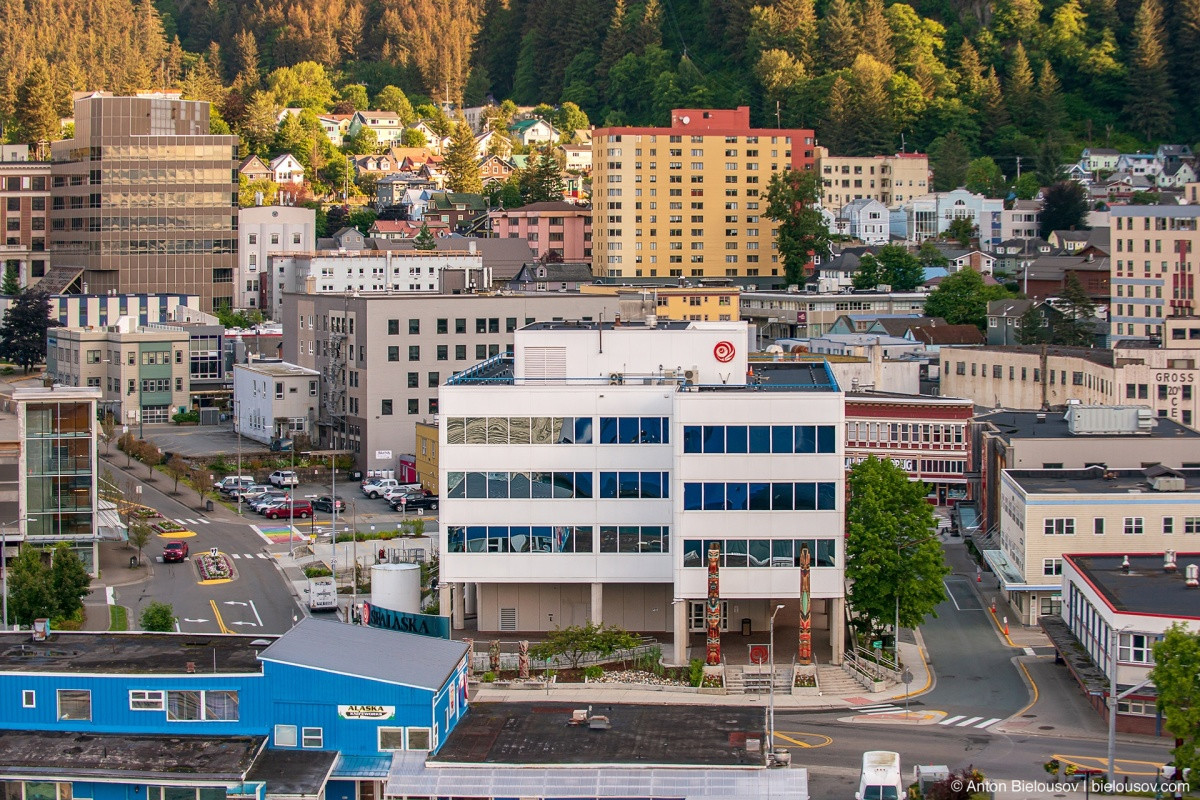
{"left": 856, "top": 751, "right": 903, "bottom": 800}
{"left": 307, "top": 577, "right": 338, "bottom": 612}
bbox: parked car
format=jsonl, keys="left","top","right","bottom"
{"left": 269, "top": 470, "right": 300, "bottom": 487}
{"left": 214, "top": 476, "right": 254, "bottom": 494}
{"left": 249, "top": 492, "right": 289, "bottom": 511}
{"left": 263, "top": 500, "right": 312, "bottom": 520}
{"left": 312, "top": 495, "right": 346, "bottom": 513}
{"left": 382, "top": 486, "right": 426, "bottom": 504}
{"left": 162, "top": 541, "right": 189, "bottom": 562}
{"left": 389, "top": 494, "right": 438, "bottom": 512}
{"left": 230, "top": 484, "right": 272, "bottom": 500}
{"left": 361, "top": 478, "right": 399, "bottom": 498}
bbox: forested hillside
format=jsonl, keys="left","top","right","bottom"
{"left": 2, "top": 0, "right": 1198, "bottom": 172}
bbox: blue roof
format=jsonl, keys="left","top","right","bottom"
{"left": 334, "top": 755, "right": 393, "bottom": 778}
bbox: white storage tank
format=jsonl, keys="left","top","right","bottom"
{"left": 370, "top": 562, "right": 421, "bottom": 613}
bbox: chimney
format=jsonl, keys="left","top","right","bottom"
{"left": 1186, "top": 564, "right": 1199, "bottom": 588}
{"left": 1164, "top": 549, "right": 1178, "bottom": 573}
{"left": 614, "top": 313, "right": 621, "bottom": 327}
{"left": 1121, "top": 555, "right": 1130, "bottom": 574}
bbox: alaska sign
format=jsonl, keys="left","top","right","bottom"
{"left": 364, "top": 602, "right": 451, "bottom": 639}
{"left": 338, "top": 705, "right": 395, "bottom": 720}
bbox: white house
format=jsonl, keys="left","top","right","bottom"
{"left": 508, "top": 117, "right": 559, "bottom": 146}
{"left": 438, "top": 319, "right": 847, "bottom": 667}
{"left": 349, "top": 110, "right": 405, "bottom": 145}
{"left": 1115, "top": 153, "right": 1161, "bottom": 178}
{"left": 562, "top": 144, "right": 592, "bottom": 173}
{"left": 269, "top": 153, "right": 305, "bottom": 185}
{"left": 400, "top": 187, "right": 432, "bottom": 221}
{"left": 1157, "top": 162, "right": 1197, "bottom": 190}
{"left": 316, "top": 113, "right": 354, "bottom": 147}
{"left": 1079, "top": 148, "right": 1120, "bottom": 175}
{"left": 840, "top": 198, "right": 889, "bottom": 244}
{"left": 233, "top": 361, "right": 320, "bottom": 447}
{"left": 473, "top": 129, "right": 510, "bottom": 159}
{"left": 897, "top": 189, "right": 1005, "bottom": 247}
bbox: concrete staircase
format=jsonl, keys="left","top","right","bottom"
{"left": 816, "top": 663, "right": 868, "bottom": 695}
{"left": 725, "top": 665, "right": 793, "bottom": 695}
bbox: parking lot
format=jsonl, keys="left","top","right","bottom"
{"left": 227, "top": 479, "right": 437, "bottom": 531}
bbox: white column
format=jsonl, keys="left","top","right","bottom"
{"left": 451, "top": 583, "right": 465, "bottom": 629}
{"left": 830, "top": 597, "right": 845, "bottom": 665}
{"left": 672, "top": 599, "right": 688, "bottom": 666}
{"left": 439, "top": 583, "right": 454, "bottom": 626}
{"left": 590, "top": 582, "right": 603, "bottom": 625}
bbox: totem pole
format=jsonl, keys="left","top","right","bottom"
{"left": 488, "top": 640, "right": 501, "bottom": 675}
{"left": 518, "top": 640, "right": 531, "bottom": 679}
{"left": 463, "top": 638, "right": 475, "bottom": 677}
{"left": 798, "top": 544, "right": 813, "bottom": 665}
{"left": 705, "top": 541, "right": 722, "bottom": 666}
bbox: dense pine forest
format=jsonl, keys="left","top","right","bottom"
{"left": 2, "top": 0, "right": 1198, "bottom": 176}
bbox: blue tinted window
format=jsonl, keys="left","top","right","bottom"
{"left": 509, "top": 472, "right": 531, "bottom": 498}
{"left": 771, "top": 539, "right": 793, "bottom": 564}
{"left": 683, "top": 425, "right": 702, "bottom": 453}
{"left": 511, "top": 526, "right": 534, "bottom": 552}
{"left": 447, "top": 471, "right": 465, "bottom": 498}
{"left": 618, "top": 471, "right": 641, "bottom": 497}
{"left": 749, "top": 425, "right": 771, "bottom": 453}
{"left": 817, "top": 425, "right": 835, "bottom": 453}
{"left": 818, "top": 539, "right": 836, "bottom": 566}
{"left": 703, "top": 425, "right": 725, "bottom": 453}
{"left": 640, "top": 417, "right": 662, "bottom": 443}
{"left": 726, "top": 482, "right": 748, "bottom": 510}
{"left": 575, "top": 417, "right": 593, "bottom": 444}
{"left": 465, "top": 472, "right": 487, "bottom": 497}
{"left": 557, "top": 417, "right": 576, "bottom": 444}
{"left": 795, "top": 482, "right": 816, "bottom": 510}
{"left": 447, "top": 526, "right": 464, "bottom": 552}
{"left": 574, "top": 471, "right": 593, "bottom": 498}
{"left": 726, "top": 425, "right": 748, "bottom": 453}
{"left": 552, "top": 472, "right": 574, "bottom": 498}
{"left": 795, "top": 425, "right": 816, "bottom": 453}
{"left": 487, "top": 527, "right": 509, "bottom": 552}
{"left": 749, "top": 482, "right": 771, "bottom": 510}
{"left": 599, "top": 472, "right": 618, "bottom": 498}
{"left": 703, "top": 482, "right": 725, "bottom": 510}
{"left": 749, "top": 539, "right": 770, "bottom": 567}
{"left": 818, "top": 482, "right": 837, "bottom": 510}
{"left": 530, "top": 471, "right": 553, "bottom": 498}
{"left": 684, "top": 483, "right": 701, "bottom": 510}
{"left": 772, "top": 425, "right": 793, "bottom": 453}
{"left": 771, "top": 482, "right": 793, "bottom": 510}
{"left": 619, "top": 417, "right": 640, "bottom": 444}
{"left": 660, "top": 472, "right": 670, "bottom": 497}
{"left": 683, "top": 539, "right": 703, "bottom": 566}
{"left": 466, "top": 526, "right": 486, "bottom": 552}
{"left": 641, "top": 471, "right": 662, "bottom": 498}
{"left": 599, "top": 417, "right": 618, "bottom": 443}
{"left": 661, "top": 420, "right": 669, "bottom": 444}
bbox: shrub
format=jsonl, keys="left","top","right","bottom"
{"left": 172, "top": 410, "right": 199, "bottom": 424}
{"left": 303, "top": 565, "right": 333, "bottom": 578}
{"left": 688, "top": 658, "right": 704, "bottom": 687}
{"left": 583, "top": 665, "right": 604, "bottom": 681}
{"left": 140, "top": 601, "right": 176, "bottom": 632}
{"left": 480, "top": 671, "right": 496, "bottom": 683}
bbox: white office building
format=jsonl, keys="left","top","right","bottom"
{"left": 238, "top": 205, "right": 316, "bottom": 310}
{"left": 438, "top": 319, "right": 846, "bottom": 666}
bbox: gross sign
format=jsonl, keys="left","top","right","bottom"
{"left": 338, "top": 705, "right": 396, "bottom": 720}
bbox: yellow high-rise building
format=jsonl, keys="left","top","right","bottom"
{"left": 590, "top": 107, "right": 815, "bottom": 284}
{"left": 815, "top": 146, "right": 931, "bottom": 209}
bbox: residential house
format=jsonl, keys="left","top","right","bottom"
{"left": 239, "top": 155, "right": 272, "bottom": 183}
{"left": 991, "top": 237, "right": 1051, "bottom": 276}
{"left": 315, "top": 226, "right": 366, "bottom": 252}
{"left": 474, "top": 129, "right": 511, "bottom": 159}
{"left": 840, "top": 198, "right": 889, "bottom": 244}
{"left": 1115, "top": 153, "right": 1160, "bottom": 178}
{"left": 1155, "top": 144, "right": 1194, "bottom": 173}
{"left": 374, "top": 172, "right": 436, "bottom": 210}
{"left": 985, "top": 298, "right": 1071, "bottom": 346}
{"left": 1000, "top": 200, "right": 1043, "bottom": 241}
{"left": 1103, "top": 171, "right": 1155, "bottom": 203}
{"left": 351, "top": 153, "right": 398, "bottom": 178}
{"left": 507, "top": 262, "right": 595, "bottom": 292}
{"left": 508, "top": 117, "right": 559, "bottom": 146}
{"left": 1079, "top": 147, "right": 1120, "bottom": 176}
{"left": 426, "top": 192, "right": 488, "bottom": 232}
{"left": 907, "top": 322, "right": 985, "bottom": 353}
{"left": 233, "top": 361, "right": 320, "bottom": 447}
{"left": 896, "top": 189, "right": 1005, "bottom": 247}
{"left": 863, "top": 316, "right": 947, "bottom": 338}
{"left": 828, "top": 313, "right": 927, "bottom": 335}
{"left": 1157, "top": 161, "right": 1197, "bottom": 190}
{"left": 399, "top": 187, "right": 434, "bottom": 220}
{"left": 1046, "top": 229, "right": 1092, "bottom": 253}
{"left": 269, "top": 153, "right": 304, "bottom": 185}
{"left": 1061, "top": 163, "right": 1091, "bottom": 184}
{"left": 488, "top": 201, "right": 592, "bottom": 261}
{"left": 410, "top": 120, "right": 447, "bottom": 153}
{"left": 316, "top": 113, "right": 354, "bottom": 147}
{"left": 348, "top": 110, "right": 405, "bottom": 145}
{"left": 939, "top": 247, "right": 997, "bottom": 275}
{"left": 811, "top": 247, "right": 877, "bottom": 292}
{"left": 561, "top": 144, "right": 591, "bottom": 173}
{"left": 479, "top": 154, "right": 515, "bottom": 186}
{"left": 1018, "top": 254, "right": 1111, "bottom": 301}
{"left": 367, "top": 219, "right": 449, "bottom": 241}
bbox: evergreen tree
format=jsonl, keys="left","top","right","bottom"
{"left": 375, "top": 86, "right": 415, "bottom": 124}
{"left": 1040, "top": 181, "right": 1089, "bottom": 238}
{"left": 1125, "top": 0, "right": 1175, "bottom": 141}
{"left": 1051, "top": 273, "right": 1097, "bottom": 346}
{"left": 857, "top": 0, "right": 894, "bottom": 68}
{"left": 1174, "top": 0, "right": 1200, "bottom": 115}
{"left": 821, "top": 0, "right": 860, "bottom": 71}
{"left": 1016, "top": 303, "right": 1049, "bottom": 345}
{"left": 14, "top": 60, "right": 60, "bottom": 146}
{"left": 241, "top": 91, "right": 279, "bottom": 156}
{"left": 765, "top": 169, "right": 831, "bottom": 286}
{"left": 1005, "top": 42, "right": 1035, "bottom": 128}
{"left": 845, "top": 54, "right": 895, "bottom": 155}
{"left": 955, "top": 38, "right": 985, "bottom": 107}
{"left": 1034, "top": 60, "right": 1064, "bottom": 134}
{"left": 979, "top": 66, "right": 1010, "bottom": 141}
{"left": 49, "top": 543, "right": 91, "bottom": 620}
{"left": 0, "top": 288, "right": 58, "bottom": 371}
{"left": 993, "top": 0, "right": 1044, "bottom": 42}
{"left": 413, "top": 223, "right": 437, "bottom": 250}
{"left": 929, "top": 131, "right": 970, "bottom": 191}
{"left": 1, "top": 262, "right": 19, "bottom": 295}
{"left": 232, "top": 29, "right": 261, "bottom": 89}
{"left": 1035, "top": 136, "right": 1064, "bottom": 186}
{"left": 519, "top": 151, "right": 565, "bottom": 203}
{"left": 778, "top": 0, "right": 818, "bottom": 68}
{"left": 819, "top": 75, "right": 852, "bottom": 154}
{"left": 443, "top": 120, "right": 483, "bottom": 194}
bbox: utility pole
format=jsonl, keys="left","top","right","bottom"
{"left": 775, "top": 101, "right": 780, "bottom": 129}
{"left": 1015, "top": 156, "right": 1022, "bottom": 179}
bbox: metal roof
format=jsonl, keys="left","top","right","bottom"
{"left": 257, "top": 618, "right": 466, "bottom": 691}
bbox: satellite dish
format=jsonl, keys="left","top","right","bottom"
{"left": 681, "top": 115, "right": 690, "bottom": 124}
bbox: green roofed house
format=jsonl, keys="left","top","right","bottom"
{"left": 426, "top": 192, "right": 488, "bottom": 233}
{"left": 507, "top": 118, "right": 560, "bottom": 147}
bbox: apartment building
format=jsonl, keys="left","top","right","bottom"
{"left": 49, "top": 94, "right": 239, "bottom": 311}
{"left": 281, "top": 292, "right": 623, "bottom": 471}
{"left": 238, "top": 205, "right": 315, "bottom": 310}
{"left": 897, "top": 189, "right": 1005, "bottom": 247}
{"left": 941, "top": 317, "right": 1200, "bottom": 426}
{"left": 990, "top": 466, "right": 1200, "bottom": 625}
{"left": 0, "top": 144, "right": 51, "bottom": 290}
{"left": 1110, "top": 205, "right": 1200, "bottom": 341}
{"left": 578, "top": 285, "right": 741, "bottom": 321}
{"left": 438, "top": 320, "right": 846, "bottom": 668}
{"left": 232, "top": 361, "right": 320, "bottom": 447}
{"left": 999, "top": 200, "right": 1042, "bottom": 241}
{"left": 590, "top": 107, "right": 816, "bottom": 283}
{"left": 815, "top": 148, "right": 930, "bottom": 209}
{"left": 739, "top": 290, "right": 927, "bottom": 340}
{"left": 489, "top": 201, "right": 592, "bottom": 262}
{"left": 0, "top": 292, "right": 198, "bottom": 329}
{"left": 46, "top": 317, "right": 190, "bottom": 425}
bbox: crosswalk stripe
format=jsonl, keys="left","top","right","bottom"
{"left": 1023, "top": 647, "right": 1035, "bottom": 656}
{"left": 855, "top": 704, "right": 903, "bottom": 715}
{"left": 976, "top": 718, "right": 1001, "bottom": 729}
{"left": 257, "top": 553, "right": 269, "bottom": 559}
{"left": 230, "top": 553, "right": 240, "bottom": 559}
{"left": 957, "top": 716, "right": 984, "bottom": 727}
{"left": 939, "top": 715, "right": 966, "bottom": 726}
{"left": 195, "top": 519, "right": 211, "bottom": 525}
{"left": 244, "top": 554, "right": 255, "bottom": 559}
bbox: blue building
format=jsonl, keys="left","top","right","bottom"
{"left": 0, "top": 619, "right": 468, "bottom": 800}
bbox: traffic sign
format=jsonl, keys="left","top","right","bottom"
{"left": 872, "top": 640, "right": 883, "bottom": 649}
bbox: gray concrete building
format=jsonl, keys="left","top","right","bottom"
{"left": 238, "top": 205, "right": 316, "bottom": 311}
{"left": 281, "top": 292, "right": 623, "bottom": 472}
{"left": 48, "top": 93, "right": 239, "bottom": 311}
{"left": 232, "top": 361, "right": 320, "bottom": 447}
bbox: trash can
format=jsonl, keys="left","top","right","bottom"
{"left": 205, "top": 500, "right": 214, "bottom": 511}
{"left": 129, "top": 556, "right": 138, "bottom": 568}
{"left": 741, "top": 618, "right": 752, "bottom": 636}
{"left": 350, "top": 470, "right": 363, "bottom": 482}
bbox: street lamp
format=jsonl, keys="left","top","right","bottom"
{"left": 768, "top": 602, "right": 785, "bottom": 759}
{"left": 2, "top": 517, "right": 33, "bottom": 630}
{"left": 234, "top": 400, "right": 242, "bottom": 516}
{"left": 304, "top": 494, "right": 318, "bottom": 543}
{"left": 895, "top": 532, "right": 943, "bottom": 666}
{"left": 1108, "top": 624, "right": 1132, "bottom": 786}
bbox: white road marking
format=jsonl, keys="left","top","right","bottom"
{"left": 855, "top": 704, "right": 904, "bottom": 715}
{"left": 230, "top": 553, "right": 241, "bottom": 559}
{"left": 256, "top": 553, "right": 269, "bottom": 559}
{"left": 943, "top": 580, "right": 962, "bottom": 611}
{"left": 1023, "top": 647, "right": 1035, "bottom": 656}
{"left": 939, "top": 715, "right": 966, "bottom": 726}
{"left": 976, "top": 718, "right": 1001, "bottom": 729}
{"left": 249, "top": 599, "right": 263, "bottom": 627}
{"left": 956, "top": 716, "right": 984, "bottom": 727}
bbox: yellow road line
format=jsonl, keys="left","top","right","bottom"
{"left": 774, "top": 730, "right": 832, "bottom": 748}
{"left": 209, "top": 599, "right": 232, "bottom": 634}
{"left": 987, "top": 606, "right": 1018, "bottom": 647}
{"left": 892, "top": 635, "right": 934, "bottom": 700}
{"left": 1054, "top": 754, "right": 1164, "bottom": 777}
{"left": 1013, "top": 659, "right": 1040, "bottom": 718}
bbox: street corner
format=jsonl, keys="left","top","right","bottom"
{"left": 194, "top": 551, "right": 238, "bottom": 585}
{"left": 772, "top": 730, "right": 832, "bottom": 749}
{"left": 157, "top": 530, "right": 197, "bottom": 538}
{"left": 841, "top": 709, "right": 945, "bottom": 725}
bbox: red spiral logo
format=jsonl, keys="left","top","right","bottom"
{"left": 713, "top": 341, "right": 735, "bottom": 363}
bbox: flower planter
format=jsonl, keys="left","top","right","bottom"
{"left": 152, "top": 521, "right": 187, "bottom": 534}
{"left": 697, "top": 686, "right": 727, "bottom": 695}
{"left": 197, "top": 553, "right": 233, "bottom": 581}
